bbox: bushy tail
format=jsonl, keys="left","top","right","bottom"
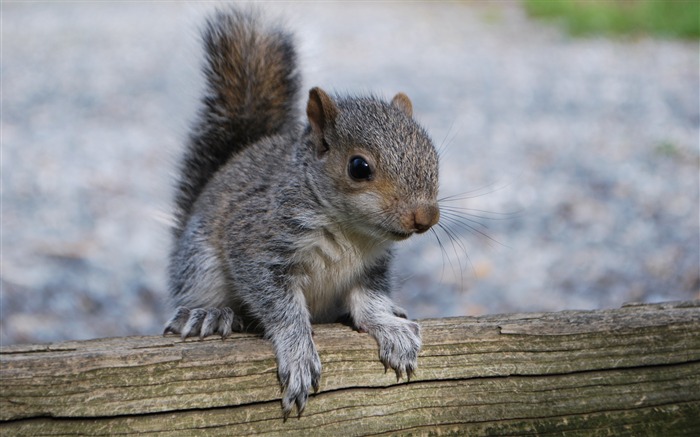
{"left": 173, "top": 8, "right": 300, "bottom": 235}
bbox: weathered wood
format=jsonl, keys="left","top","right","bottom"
{"left": 1, "top": 301, "right": 699, "bottom": 436}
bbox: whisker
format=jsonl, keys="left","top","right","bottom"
{"left": 440, "top": 213, "right": 508, "bottom": 249}
{"left": 436, "top": 222, "right": 473, "bottom": 281}
{"left": 435, "top": 120, "right": 459, "bottom": 160}
{"left": 440, "top": 210, "right": 490, "bottom": 230}
{"left": 438, "top": 181, "right": 513, "bottom": 203}
{"left": 439, "top": 205, "right": 522, "bottom": 220}
{"left": 430, "top": 227, "right": 449, "bottom": 285}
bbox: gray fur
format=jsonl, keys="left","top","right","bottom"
{"left": 166, "top": 7, "right": 439, "bottom": 419}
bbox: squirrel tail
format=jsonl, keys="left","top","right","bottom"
{"left": 173, "top": 8, "right": 300, "bottom": 235}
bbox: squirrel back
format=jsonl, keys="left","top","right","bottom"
{"left": 173, "top": 8, "right": 300, "bottom": 237}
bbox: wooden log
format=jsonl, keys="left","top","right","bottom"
{"left": 1, "top": 301, "right": 699, "bottom": 435}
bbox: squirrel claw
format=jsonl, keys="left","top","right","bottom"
{"left": 406, "top": 365, "right": 415, "bottom": 382}
{"left": 163, "top": 306, "right": 191, "bottom": 337}
{"left": 180, "top": 308, "right": 206, "bottom": 340}
{"left": 295, "top": 394, "right": 307, "bottom": 417}
{"left": 163, "top": 306, "right": 241, "bottom": 340}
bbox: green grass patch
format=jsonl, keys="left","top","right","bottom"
{"left": 524, "top": 0, "right": 700, "bottom": 39}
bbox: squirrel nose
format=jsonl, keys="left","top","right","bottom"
{"left": 412, "top": 204, "right": 440, "bottom": 234}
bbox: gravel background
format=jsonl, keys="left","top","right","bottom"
{"left": 2, "top": 2, "right": 698, "bottom": 345}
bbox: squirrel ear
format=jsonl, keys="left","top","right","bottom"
{"left": 307, "top": 87, "right": 338, "bottom": 135}
{"left": 391, "top": 92, "right": 413, "bottom": 117}
{"left": 307, "top": 87, "right": 339, "bottom": 157}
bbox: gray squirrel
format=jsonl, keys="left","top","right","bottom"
{"left": 164, "top": 7, "right": 440, "bottom": 419}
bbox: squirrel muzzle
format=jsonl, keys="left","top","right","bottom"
{"left": 405, "top": 203, "right": 440, "bottom": 235}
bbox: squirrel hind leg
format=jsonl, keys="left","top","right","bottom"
{"left": 163, "top": 306, "right": 244, "bottom": 339}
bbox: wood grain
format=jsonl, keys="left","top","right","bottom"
{"left": 2, "top": 301, "right": 699, "bottom": 435}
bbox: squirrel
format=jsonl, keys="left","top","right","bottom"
{"left": 164, "top": 7, "right": 440, "bottom": 419}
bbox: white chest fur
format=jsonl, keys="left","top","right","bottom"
{"left": 293, "top": 227, "right": 388, "bottom": 323}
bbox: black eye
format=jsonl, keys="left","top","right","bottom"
{"left": 348, "top": 156, "right": 372, "bottom": 181}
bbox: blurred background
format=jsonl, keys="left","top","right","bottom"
{"left": 2, "top": 1, "right": 698, "bottom": 345}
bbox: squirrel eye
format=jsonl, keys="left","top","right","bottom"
{"left": 348, "top": 156, "right": 372, "bottom": 181}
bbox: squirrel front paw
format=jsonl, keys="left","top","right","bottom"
{"left": 369, "top": 317, "right": 421, "bottom": 381}
{"left": 163, "top": 306, "right": 244, "bottom": 339}
{"left": 276, "top": 339, "right": 322, "bottom": 420}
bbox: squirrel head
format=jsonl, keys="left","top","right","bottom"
{"left": 306, "top": 87, "right": 439, "bottom": 242}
